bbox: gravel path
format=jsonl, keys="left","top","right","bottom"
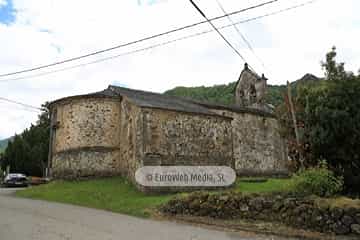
{"left": 0, "top": 188, "right": 296, "bottom": 240}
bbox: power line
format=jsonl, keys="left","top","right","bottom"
{"left": 235, "top": 0, "right": 317, "bottom": 26}
{"left": 215, "top": 0, "right": 266, "bottom": 70}
{"left": 0, "top": 0, "right": 316, "bottom": 83}
{"left": 0, "top": 97, "right": 42, "bottom": 111}
{"left": 0, "top": 105, "right": 40, "bottom": 113}
{"left": 188, "top": 0, "right": 248, "bottom": 64}
{"left": 0, "top": 0, "right": 279, "bottom": 78}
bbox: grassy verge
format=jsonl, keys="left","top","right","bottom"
{"left": 234, "top": 178, "right": 293, "bottom": 193}
{"left": 16, "top": 177, "right": 174, "bottom": 217}
{"left": 16, "top": 177, "right": 292, "bottom": 218}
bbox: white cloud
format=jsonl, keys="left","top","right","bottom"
{"left": 0, "top": 0, "right": 7, "bottom": 8}
{"left": 0, "top": 0, "right": 359, "bottom": 138}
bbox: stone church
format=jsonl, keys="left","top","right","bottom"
{"left": 48, "top": 64, "right": 288, "bottom": 191}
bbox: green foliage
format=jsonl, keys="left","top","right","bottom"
{"left": 235, "top": 178, "right": 292, "bottom": 193}
{"left": 164, "top": 82, "right": 237, "bottom": 105}
{"left": 164, "top": 82, "right": 288, "bottom": 107}
{"left": 265, "top": 84, "right": 287, "bottom": 107}
{"left": 297, "top": 47, "right": 360, "bottom": 193}
{"left": 0, "top": 103, "right": 50, "bottom": 176}
{"left": 275, "top": 76, "right": 326, "bottom": 170}
{"left": 321, "top": 46, "right": 348, "bottom": 81}
{"left": 291, "top": 161, "right": 344, "bottom": 197}
{"left": 17, "top": 177, "right": 174, "bottom": 218}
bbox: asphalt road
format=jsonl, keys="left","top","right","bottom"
{"left": 0, "top": 188, "right": 296, "bottom": 240}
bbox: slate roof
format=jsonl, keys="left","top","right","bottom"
{"left": 48, "top": 88, "right": 118, "bottom": 108}
{"left": 185, "top": 99, "right": 276, "bottom": 118}
{"left": 49, "top": 85, "right": 273, "bottom": 118}
{"left": 107, "top": 85, "right": 224, "bottom": 117}
{"left": 299, "top": 73, "right": 320, "bottom": 82}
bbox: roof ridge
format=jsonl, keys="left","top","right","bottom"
{"left": 108, "top": 85, "right": 164, "bottom": 96}
{"left": 108, "top": 85, "right": 206, "bottom": 105}
{"left": 107, "top": 85, "right": 229, "bottom": 118}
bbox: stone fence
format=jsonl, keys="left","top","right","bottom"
{"left": 160, "top": 192, "right": 360, "bottom": 236}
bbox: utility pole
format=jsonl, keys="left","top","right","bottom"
{"left": 287, "top": 81, "right": 303, "bottom": 168}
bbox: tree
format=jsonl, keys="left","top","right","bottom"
{"left": 321, "top": 46, "right": 347, "bottom": 81}
{"left": 298, "top": 47, "right": 360, "bottom": 194}
{"left": 0, "top": 103, "right": 50, "bottom": 177}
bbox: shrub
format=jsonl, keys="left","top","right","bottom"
{"left": 290, "top": 161, "right": 343, "bottom": 197}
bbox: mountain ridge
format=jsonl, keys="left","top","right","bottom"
{"left": 164, "top": 73, "right": 321, "bottom": 107}
{"left": 0, "top": 137, "right": 13, "bottom": 153}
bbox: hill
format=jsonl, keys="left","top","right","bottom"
{"left": 164, "top": 74, "right": 321, "bottom": 107}
{"left": 0, "top": 137, "right": 12, "bottom": 153}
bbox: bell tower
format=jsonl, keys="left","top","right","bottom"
{"left": 234, "top": 63, "right": 268, "bottom": 110}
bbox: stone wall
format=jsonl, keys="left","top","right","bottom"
{"left": 235, "top": 69, "right": 258, "bottom": 106}
{"left": 52, "top": 149, "right": 120, "bottom": 178}
{"left": 49, "top": 96, "right": 234, "bottom": 185}
{"left": 212, "top": 109, "right": 288, "bottom": 176}
{"left": 51, "top": 97, "right": 122, "bottom": 178}
{"left": 161, "top": 192, "right": 360, "bottom": 236}
{"left": 49, "top": 92, "right": 288, "bottom": 190}
{"left": 118, "top": 98, "right": 143, "bottom": 181}
{"left": 53, "top": 97, "right": 120, "bottom": 151}
{"left": 141, "top": 108, "right": 233, "bottom": 167}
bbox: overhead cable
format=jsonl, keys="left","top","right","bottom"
{"left": 188, "top": 0, "right": 249, "bottom": 64}
{"left": 0, "top": 97, "right": 42, "bottom": 111}
{"left": 215, "top": 0, "right": 266, "bottom": 70}
{"left": 0, "top": 0, "right": 316, "bottom": 83}
{"left": 0, "top": 0, "right": 279, "bottom": 78}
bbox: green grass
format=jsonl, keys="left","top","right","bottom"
{"left": 16, "top": 177, "right": 174, "bottom": 218}
{"left": 16, "top": 177, "right": 292, "bottom": 218}
{"left": 234, "top": 178, "right": 293, "bottom": 193}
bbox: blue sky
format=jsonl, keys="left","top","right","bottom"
{"left": 0, "top": 0, "right": 15, "bottom": 25}
{"left": 0, "top": 0, "right": 359, "bottom": 139}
